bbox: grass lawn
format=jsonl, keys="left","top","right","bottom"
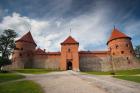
{"left": 0, "top": 73, "right": 25, "bottom": 83}
{"left": 82, "top": 69, "right": 140, "bottom": 75}
{"left": 114, "top": 69, "right": 140, "bottom": 75}
{"left": 15, "top": 68, "right": 57, "bottom": 74}
{"left": 0, "top": 80, "right": 43, "bottom": 93}
{"left": 82, "top": 71, "right": 111, "bottom": 75}
{"left": 114, "top": 76, "right": 140, "bottom": 83}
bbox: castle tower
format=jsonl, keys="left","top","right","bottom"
{"left": 12, "top": 31, "right": 37, "bottom": 68}
{"left": 60, "top": 36, "right": 79, "bottom": 71}
{"left": 107, "top": 28, "right": 135, "bottom": 57}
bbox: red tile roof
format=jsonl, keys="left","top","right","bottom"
{"left": 107, "top": 28, "right": 131, "bottom": 44}
{"left": 46, "top": 52, "right": 60, "bottom": 55}
{"left": 35, "top": 48, "right": 60, "bottom": 55}
{"left": 16, "top": 31, "right": 37, "bottom": 46}
{"left": 35, "top": 48, "right": 47, "bottom": 55}
{"left": 79, "top": 51, "right": 109, "bottom": 54}
{"left": 61, "top": 36, "right": 79, "bottom": 45}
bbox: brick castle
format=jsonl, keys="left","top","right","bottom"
{"left": 11, "top": 28, "right": 140, "bottom": 71}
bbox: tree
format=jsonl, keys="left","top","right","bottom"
{"left": 135, "top": 45, "right": 140, "bottom": 58}
{"left": 0, "top": 29, "right": 17, "bottom": 71}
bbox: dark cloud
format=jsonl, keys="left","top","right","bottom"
{"left": 0, "top": 0, "right": 139, "bottom": 20}
{"left": 0, "top": 0, "right": 140, "bottom": 50}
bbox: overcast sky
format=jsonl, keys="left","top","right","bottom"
{"left": 0, "top": 0, "right": 140, "bottom": 51}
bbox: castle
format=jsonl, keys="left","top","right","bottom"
{"left": 11, "top": 28, "right": 140, "bottom": 71}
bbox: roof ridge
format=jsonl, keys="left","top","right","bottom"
{"left": 16, "top": 31, "right": 37, "bottom": 46}
{"left": 61, "top": 36, "right": 79, "bottom": 45}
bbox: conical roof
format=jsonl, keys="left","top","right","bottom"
{"left": 61, "top": 36, "right": 79, "bottom": 45}
{"left": 107, "top": 28, "right": 131, "bottom": 44}
{"left": 16, "top": 31, "right": 37, "bottom": 46}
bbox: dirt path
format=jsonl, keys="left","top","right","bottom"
{"left": 26, "top": 71, "right": 107, "bottom": 93}
{"left": 77, "top": 73, "right": 140, "bottom": 93}
{"left": 25, "top": 71, "right": 140, "bottom": 93}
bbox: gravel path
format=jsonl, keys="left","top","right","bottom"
{"left": 25, "top": 71, "right": 140, "bottom": 93}
{"left": 77, "top": 73, "right": 140, "bottom": 93}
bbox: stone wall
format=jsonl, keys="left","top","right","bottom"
{"left": 10, "top": 57, "right": 27, "bottom": 69}
{"left": 79, "top": 56, "right": 111, "bottom": 71}
{"left": 111, "top": 56, "right": 140, "bottom": 71}
{"left": 9, "top": 52, "right": 140, "bottom": 71}
{"left": 79, "top": 54, "right": 140, "bottom": 72}
{"left": 33, "top": 55, "right": 60, "bottom": 70}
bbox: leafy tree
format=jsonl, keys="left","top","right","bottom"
{"left": 135, "top": 45, "right": 140, "bottom": 58}
{"left": 0, "top": 29, "right": 17, "bottom": 71}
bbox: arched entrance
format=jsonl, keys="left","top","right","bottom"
{"left": 67, "top": 61, "right": 72, "bottom": 70}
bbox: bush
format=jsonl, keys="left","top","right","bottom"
{"left": 0, "top": 58, "right": 12, "bottom": 67}
{"left": 0, "top": 57, "right": 12, "bottom": 71}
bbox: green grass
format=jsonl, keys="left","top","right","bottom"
{"left": 82, "top": 71, "right": 111, "bottom": 75}
{"left": 0, "top": 73, "right": 25, "bottom": 83}
{"left": 82, "top": 69, "right": 140, "bottom": 75}
{"left": 114, "top": 69, "right": 140, "bottom": 75}
{"left": 15, "top": 68, "right": 57, "bottom": 74}
{"left": 114, "top": 76, "right": 140, "bottom": 83}
{"left": 0, "top": 80, "right": 44, "bottom": 93}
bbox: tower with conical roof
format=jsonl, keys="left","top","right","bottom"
{"left": 60, "top": 36, "right": 79, "bottom": 71}
{"left": 12, "top": 31, "right": 37, "bottom": 69}
{"left": 107, "top": 28, "right": 135, "bottom": 57}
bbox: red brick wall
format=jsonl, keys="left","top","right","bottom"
{"left": 107, "top": 38, "right": 135, "bottom": 57}
{"left": 60, "top": 44, "right": 79, "bottom": 71}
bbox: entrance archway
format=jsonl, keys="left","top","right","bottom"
{"left": 67, "top": 61, "right": 72, "bottom": 70}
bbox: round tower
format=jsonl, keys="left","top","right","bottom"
{"left": 12, "top": 31, "right": 37, "bottom": 69}
{"left": 107, "top": 28, "right": 135, "bottom": 57}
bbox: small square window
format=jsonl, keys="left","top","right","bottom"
{"left": 121, "top": 51, "right": 124, "bottom": 54}
{"left": 19, "top": 53, "right": 22, "bottom": 57}
{"left": 68, "top": 48, "right": 71, "bottom": 52}
{"left": 127, "top": 57, "right": 129, "bottom": 60}
{"left": 116, "top": 45, "right": 119, "bottom": 49}
{"left": 112, "top": 52, "right": 115, "bottom": 55}
{"left": 126, "top": 44, "right": 129, "bottom": 47}
{"left": 110, "top": 47, "right": 112, "bottom": 51}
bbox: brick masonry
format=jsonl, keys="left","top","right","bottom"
{"left": 9, "top": 28, "right": 140, "bottom": 71}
